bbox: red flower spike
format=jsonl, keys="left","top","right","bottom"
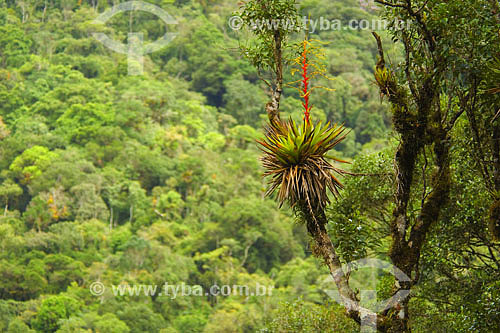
{"left": 301, "top": 39, "right": 311, "bottom": 123}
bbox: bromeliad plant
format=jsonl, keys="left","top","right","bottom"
{"left": 258, "top": 118, "right": 348, "bottom": 213}
{"left": 258, "top": 37, "right": 349, "bottom": 217}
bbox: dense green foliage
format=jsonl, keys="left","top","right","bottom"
{"left": 0, "top": 0, "right": 392, "bottom": 331}
{"left": 0, "top": 0, "right": 498, "bottom": 332}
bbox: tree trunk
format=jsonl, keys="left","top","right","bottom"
{"left": 265, "top": 29, "right": 283, "bottom": 129}
{"left": 42, "top": 0, "right": 47, "bottom": 22}
{"left": 301, "top": 206, "right": 365, "bottom": 326}
{"left": 109, "top": 207, "right": 113, "bottom": 230}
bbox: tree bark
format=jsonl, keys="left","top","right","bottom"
{"left": 266, "top": 29, "right": 283, "bottom": 129}
{"left": 301, "top": 206, "right": 363, "bottom": 325}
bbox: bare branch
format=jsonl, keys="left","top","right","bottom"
{"left": 374, "top": 0, "right": 407, "bottom": 9}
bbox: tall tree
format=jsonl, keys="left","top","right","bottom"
{"left": 238, "top": 0, "right": 365, "bottom": 329}
{"left": 371, "top": 0, "right": 499, "bottom": 330}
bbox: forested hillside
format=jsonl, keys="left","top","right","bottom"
{"left": 0, "top": 0, "right": 498, "bottom": 332}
